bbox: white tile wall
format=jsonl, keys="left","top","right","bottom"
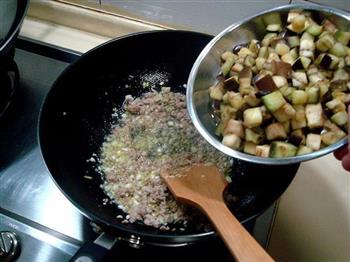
{"left": 101, "top": 0, "right": 290, "bottom": 34}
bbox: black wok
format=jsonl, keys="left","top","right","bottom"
{"left": 0, "top": 0, "right": 29, "bottom": 117}
{"left": 39, "top": 30, "right": 299, "bottom": 259}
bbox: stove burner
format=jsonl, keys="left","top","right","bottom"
{"left": 0, "top": 57, "right": 19, "bottom": 118}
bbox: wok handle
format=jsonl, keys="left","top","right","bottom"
{"left": 70, "top": 233, "right": 117, "bottom": 262}
{"left": 201, "top": 201, "right": 275, "bottom": 262}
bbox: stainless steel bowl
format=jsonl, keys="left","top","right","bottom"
{"left": 187, "top": 3, "right": 350, "bottom": 165}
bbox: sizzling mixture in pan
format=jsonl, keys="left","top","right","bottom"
{"left": 98, "top": 87, "right": 231, "bottom": 229}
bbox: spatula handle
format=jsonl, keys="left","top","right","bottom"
{"left": 201, "top": 201, "right": 274, "bottom": 262}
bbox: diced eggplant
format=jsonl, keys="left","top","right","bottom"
{"left": 317, "top": 53, "right": 333, "bottom": 70}
{"left": 308, "top": 72, "right": 325, "bottom": 84}
{"left": 255, "top": 57, "right": 266, "bottom": 71}
{"left": 306, "top": 86, "right": 320, "bottom": 104}
{"left": 291, "top": 90, "right": 308, "bottom": 105}
{"left": 224, "top": 76, "right": 239, "bottom": 91}
{"left": 275, "top": 41, "right": 290, "bottom": 56}
{"left": 254, "top": 74, "right": 278, "bottom": 93}
{"left": 300, "top": 32, "right": 315, "bottom": 58}
{"left": 244, "top": 55, "right": 256, "bottom": 67}
{"left": 289, "top": 14, "right": 306, "bottom": 33}
{"left": 221, "top": 57, "right": 235, "bottom": 76}
{"left": 265, "top": 122, "right": 287, "bottom": 140}
{"left": 297, "top": 145, "right": 313, "bottom": 155}
{"left": 221, "top": 51, "right": 237, "bottom": 61}
{"left": 262, "top": 91, "right": 286, "bottom": 112}
{"left": 331, "top": 111, "right": 348, "bottom": 126}
{"left": 292, "top": 71, "right": 308, "bottom": 88}
{"left": 332, "top": 90, "right": 346, "bottom": 102}
{"left": 281, "top": 121, "right": 291, "bottom": 134}
{"left": 263, "top": 12, "right": 282, "bottom": 27}
{"left": 291, "top": 105, "right": 307, "bottom": 130}
{"left": 216, "top": 105, "right": 237, "bottom": 135}
{"left": 222, "top": 134, "right": 241, "bottom": 149}
{"left": 223, "top": 119, "right": 245, "bottom": 138}
{"left": 316, "top": 33, "right": 335, "bottom": 52}
{"left": 231, "top": 63, "right": 244, "bottom": 73}
{"left": 330, "top": 80, "right": 348, "bottom": 92}
{"left": 272, "top": 103, "right": 296, "bottom": 122}
{"left": 248, "top": 40, "right": 260, "bottom": 56}
{"left": 269, "top": 141, "right": 297, "bottom": 157}
{"left": 292, "top": 58, "right": 304, "bottom": 70}
{"left": 294, "top": 105, "right": 306, "bottom": 121}
{"left": 333, "top": 68, "right": 350, "bottom": 81}
{"left": 280, "top": 86, "right": 294, "bottom": 101}
{"left": 267, "top": 51, "right": 281, "bottom": 63}
{"left": 245, "top": 128, "right": 264, "bottom": 144}
{"left": 291, "top": 118, "right": 307, "bottom": 130}
{"left": 239, "top": 85, "right": 255, "bottom": 96}
{"left": 305, "top": 103, "right": 324, "bottom": 129}
{"left": 267, "top": 24, "right": 283, "bottom": 32}
{"left": 237, "top": 47, "right": 255, "bottom": 59}
{"left": 306, "top": 23, "right": 323, "bottom": 36}
{"left": 239, "top": 69, "right": 254, "bottom": 95}
{"left": 318, "top": 80, "right": 330, "bottom": 98}
{"left": 300, "top": 56, "right": 312, "bottom": 69}
{"left": 261, "top": 33, "right": 280, "bottom": 47}
{"left": 241, "top": 141, "right": 256, "bottom": 155}
{"left": 260, "top": 105, "right": 273, "bottom": 122}
{"left": 323, "top": 19, "right": 338, "bottom": 34}
{"left": 258, "top": 46, "right": 269, "bottom": 58}
{"left": 321, "top": 131, "right": 342, "bottom": 145}
{"left": 224, "top": 91, "right": 246, "bottom": 110}
{"left": 243, "top": 107, "right": 263, "bottom": 128}
{"left": 326, "top": 98, "right": 346, "bottom": 113}
{"left": 334, "top": 30, "right": 350, "bottom": 46}
{"left": 329, "top": 42, "right": 349, "bottom": 57}
{"left": 239, "top": 67, "right": 253, "bottom": 88}
{"left": 213, "top": 12, "right": 350, "bottom": 156}
{"left": 306, "top": 133, "right": 321, "bottom": 151}
{"left": 232, "top": 43, "right": 246, "bottom": 54}
{"left": 321, "top": 129, "right": 346, "bottom": 146}
{"left": 209, "top": 81, "right": 225, "bottom": 100}
{"left": 256, "top": 145, "right": 270, "bottom": 157}
{"left": 289, "top": 48, "right": 299, "bottom": 60}
{"left": 287, "top": 10, "right": 301, "bottom": 23}
{"left": 289, "top": 129, "right": 305, "bottom": 146}
{"left": 244, "top": 92, "right": 261, "bottom": 107}
{"left": 287, "top": 35, "right": 300, "bottom": 48}
{"left": 271, "top": 61, "right": 293, "bottom": 78}
{"left": 281, "top": 52, "right": 296, "bottom": 65}
{"left": 272, "top": 75, "right": 288, "bottom": 88}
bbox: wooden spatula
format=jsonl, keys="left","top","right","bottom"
{"left": 161, "top": 164, "right": 274, "bottom": 262}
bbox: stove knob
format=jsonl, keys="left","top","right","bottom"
{"left": 0, "top": 231, "right": 20, "bottom": 262}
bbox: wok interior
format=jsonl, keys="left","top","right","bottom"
{"left": 39, "top": 31, "right": 297, "bottom": 243}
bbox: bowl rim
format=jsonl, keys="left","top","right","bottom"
{"left": 187, "top": 3, "right": 350, "bottom": 165}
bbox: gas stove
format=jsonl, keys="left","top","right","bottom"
{"left": 0, "top": 38, "right": 275, "bottom": 262}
